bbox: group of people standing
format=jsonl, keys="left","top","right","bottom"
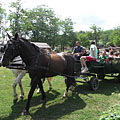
{"left": 73, "top": 41, "right": 98, "bottom": 73}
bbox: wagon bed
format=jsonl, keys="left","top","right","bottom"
{"left": 74, "top": 58, "right": 120, "bottom": 90}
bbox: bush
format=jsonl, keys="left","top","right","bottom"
{"left": 99, "top": 104, "right": 120, "bottom": 120}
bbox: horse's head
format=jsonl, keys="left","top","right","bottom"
{"left": 2, "top": 32, "right": 21, "bottom": 66}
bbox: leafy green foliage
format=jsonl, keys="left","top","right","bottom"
{"left": 112, "top": 27, "right": 120, "bottom": 46}
{"left": 59, "top": 18, "right": 74, "bottom": 51}
{"left": 100, "top": 30, "right": 113, "bottom": 46}
{"left": 0, "top": 3, "right": 6, "bottom": 39}
{"left": 90, "top": 24, "right": 102, "bottom": 46}
{"left": 7, "top": 2, "right": 76, "bottom": 50}
{"left": 1, "top": 1, "right": 120, "bottom": 50}
{"left": 8, "top": 0, "right": 24, "bottom": 34}
{"left": 99, "top": 104, "right": 120, "bottom": 120}
{"left": 77, "top": 32, "right": 90, "bottom": 48}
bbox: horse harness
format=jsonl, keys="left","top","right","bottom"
{"left": 34, "top": 52, "right": 51, "bottom": 77}
{"left": 6, "top": 52, "right": 75, "bottom": 78}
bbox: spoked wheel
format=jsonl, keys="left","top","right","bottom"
{"left": 90, "top": 77, "right": 99, "bottom": 91}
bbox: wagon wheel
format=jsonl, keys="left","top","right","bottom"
{"left": 117, "top": 73, "right": 120, "bottom": 82}
{"left": 89, "top": 77, "right": 99, "bottom": 91}
{"left": 97, "top": 74, "right": 105, "bottom": 79}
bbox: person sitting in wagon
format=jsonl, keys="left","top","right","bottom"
{"left": 99, "top": 50, "right": 107, "bottom": 64}
{"left": 109, "top": 50, "right": 114, "bottom": 58}
{"left": 80, "top": 41, "right": 98, "bottom": 73}
{"left": 72, "top": 41, "right": 84, "bottom": 61}
{"left": 118, "top": 53, "right": 120, "bottom": 58}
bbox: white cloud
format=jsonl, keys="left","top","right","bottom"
{"left": 1, "top": 0, "right": 120, "bottom": 31}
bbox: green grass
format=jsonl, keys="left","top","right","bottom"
{"left": 0, "top": 67, "right": 120, "bottom": 120}
{"left": 99, "top": 104, "right": 120, "bottom": 120}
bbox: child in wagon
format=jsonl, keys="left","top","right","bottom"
{"left": 99, "top": 50, "right": 107, "bottom": 64}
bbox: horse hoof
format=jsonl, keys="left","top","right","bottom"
{"left": 36, "top": 89, "right": 41, "bottom": 94}
{"left": 36, "top": 91, "right": 41, "bottom": 94}
{"left": 62, "top": 96, "right": 65, "bottom": 99}
{"left": 62, "top": 95, "right": 67, "bottom": 99}
{"left": 20, "top": 95, "right": 24, "bottom": 99}
{"left": 13, "top": 98, "right": 18, "bottom": 103}
{"left": 21, "top": 109, "right": 29, "bottom": 116}
{"left": 70, "top": 86, "right": 76, "bottom": 91}
{"left": 49, "top": 87, "right": 52, "bottom": 90}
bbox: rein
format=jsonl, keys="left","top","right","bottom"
{"left": 21, "top": 52, "right": 49, "bottom": 60}
{"left": 14, "top": 53, "right": 74, "bottom": 78}
{"left": 23, "top": 53, "right": 75, "bottom": 78}
{"left": 27, "top": 64, "right": 75, "bottom": 78}
{"left": 6, "top": 52, "right": 75, "bottom": 78}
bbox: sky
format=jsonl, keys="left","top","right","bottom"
{"left": 1, "top": 0, "right": 120, "bottom": 31}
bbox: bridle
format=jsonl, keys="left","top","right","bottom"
{"left": 3, "top": 41, "right": 21, "bottom": 61}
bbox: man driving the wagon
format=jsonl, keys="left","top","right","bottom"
{"left": 72, "top": 41, "right": 84, "bottom": 60}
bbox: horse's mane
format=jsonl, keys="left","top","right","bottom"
{"left": 20, "top": 38, "right": 47, "bottom": 54}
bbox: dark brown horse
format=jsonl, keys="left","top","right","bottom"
{"left": 1, "top": 32, "right": 76, "bottom": 115}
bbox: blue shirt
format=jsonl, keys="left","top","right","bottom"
{"left": 89, "top": 44, "right": 98, "bottom": 58}
{"left": 73, "top": 46, "right": 83, "bottom": 53}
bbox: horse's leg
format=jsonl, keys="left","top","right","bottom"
{"left": 13, "top": 79, "right": 18, "bottom": 103}
{"left": 12, "top": 71, "right": 19, "bottom": 103}
{"left": 63, "top": 77, "right": 76, "bottom": 98}
{"left": 19, "top": 80, "right": 24, "bottom": 99}
{"left": 37, "top": 78, "right": 46, "bottom": 102}
{"left": 18, "top": 72, "right": 26, "bottom": 98}
{"left": 36, "top": 78, "right": 45, "bottom": 94}
{"left": 36, "top": 77, "right": 52, "bottom": 93}
{"left": 47, "top": 77, "right": 52, "bottom": 90}
{"left": 21, "top": 76, "right": 38, "bottom": 115}
{"left": 63, "top": 78, "right": 69, "bottom": 98}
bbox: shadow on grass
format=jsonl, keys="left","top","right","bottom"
{"left": 75, "top": 77, "right": 120, "bottom": 96}
{"left": 30, "top": 92, "right": 86, "bottom": 120}
{"left": 1, "top": 89, "right": 60, "bottom": 120}
{"left": 2, "top": 77, "right": 118, "bottom": 120}
{"left": 1, "top": 89, "right": 86, "bottom": 120}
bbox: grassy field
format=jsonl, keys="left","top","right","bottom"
{"left": 0, "top": 67, "right": 120, "bottom": 120}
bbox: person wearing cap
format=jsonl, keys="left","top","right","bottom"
{"left": 73, "top": 41, "right": 84, "bottom": 60}
{"left": 80, "top": 41, "right": 98, "bottom": 73}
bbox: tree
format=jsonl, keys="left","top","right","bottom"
{"left": 77, "top": 32, "right": 90, "bottom": 48}
{"left": 0, "top": 3, "right": 6, "bottom": 40}
{"left": 111, "top": 26, "right": 120, "bottom": 46}
{"left": 8, "top": 0, "right": 24, "bottom": 34}
{"left": 26, "top": 5, "right": 60, "bottom": 49}
{"left": 90, "top": 24, "right": 102, "bottom": 46}
{"left": 59, "top": 18, "right": 74, "bottom": 51}
{"left": 68, "top": 32, "right": 78, "bottom": 48}
{"left": 100, "top": 30, "right": 113, "bottom": 47}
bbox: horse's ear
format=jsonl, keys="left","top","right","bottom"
{"left": 7, "top": 33, "right": 11, "bottom": 39}
{"left": 14, "top": 32, "right": 19, "bottom": 41}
